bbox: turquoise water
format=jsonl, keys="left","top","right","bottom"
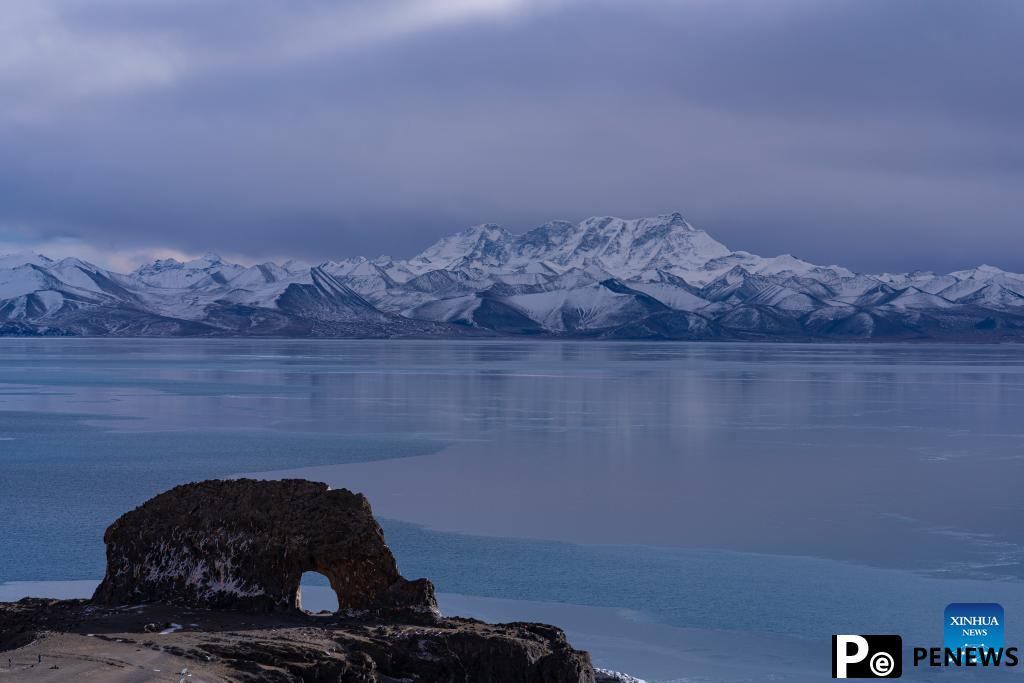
{"left": 3, "top": 338, "right": 1024, "bottom": 680}
{"left": 384, "top": 520, "right": 1024, "bottom": 647}
{"left": 1, "top": 410, "right": 439, "bottom": 580}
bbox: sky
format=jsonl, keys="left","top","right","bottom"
{"left": 1, "top": 0, "right": 1022, "bottom": 273}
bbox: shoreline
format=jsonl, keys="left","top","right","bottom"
{"left": 0, "top": 580, "right": 826, "bottom": 683}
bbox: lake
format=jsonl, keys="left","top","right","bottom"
{"left": 2, "top": 338, "right": 1024, "bottom": 682}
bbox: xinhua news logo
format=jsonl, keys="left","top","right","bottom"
{"left": 944, "top": 603, "right": 1004, "bottom": 664}
{"left": 833, "top": 635, "right": 902, "bottom": 678}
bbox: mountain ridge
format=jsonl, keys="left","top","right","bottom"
{"left": 3, "top": 213, "right": 1023, "bottom": 341}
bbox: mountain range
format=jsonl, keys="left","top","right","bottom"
{"left": 3, "top": 213, "right": 1023, "bottom": 340}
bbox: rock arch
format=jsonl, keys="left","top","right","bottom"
{"left": 296, "top": 571, "right": 338, "bottom": 613}
{"left": 93, "top": 479, "right": 436, "bottom": 615}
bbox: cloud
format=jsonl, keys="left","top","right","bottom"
{"left": 0, "top": 235, "right": 195, "bottom": 272}
{"left": 270, "top": 0, "right": 578, "bottom": 60}
{"left": 0, "top": 2, "right": 184, "bottom": 120}
{"left": 0, "top": 0, "right": 577, "bottom": 120}
{"left": 0, "top": 0, "right": 1022, "bottom": 273}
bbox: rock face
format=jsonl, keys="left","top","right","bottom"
{"left": 4, "top": 478, "right": 617, "bottom": 682}
{"left": 93, "top": 479, "right": 435, "bottom": 614}
{"left": 0, "top": 599, "right": 603, "bottom": 682}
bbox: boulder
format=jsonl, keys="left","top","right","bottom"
{"left": 92, "top": 479, "right": 435, "bottom": 614}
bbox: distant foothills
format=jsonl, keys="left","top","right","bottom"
{"left": 2, "top": 213, "right": 1024, "bottom": 341}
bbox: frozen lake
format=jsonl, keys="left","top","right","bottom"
{"left": 2, "top": 338, "right": 1024, "bottom": 681}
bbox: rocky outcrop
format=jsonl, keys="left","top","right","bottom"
{"left": 0, "top": 479, "right": 637, "bottom": 682}
{"left": 0, "top": 599, "right": 601, "bottom": 682}
{"left": 93, "top": 479, "right": 435, "bottom": 614}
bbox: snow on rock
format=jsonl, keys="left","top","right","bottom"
{"left": 0, "top": 252, "right": 54, "bottom": 269}
{"left": 406, "top": 294, "right": 482, "bottom": 324}
{"left": 628, "top": 282, "right": 708, "bottom": 311}
{"left": 0, "top": 264, "right": 63, "bottom": 299}
{"left": 595, "top": 669, "right": 647, "bottom": 683}
{"left": 133, "top": 253, "right": 246, "bottom": 289}
{"left": 504, "top": 281, "right": 664, "bottom": 332}
{"left": 93, "top": 479, "right": 438, "bottom": 614}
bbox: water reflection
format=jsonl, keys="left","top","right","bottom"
{"left": 1, "top": 339, "right": 1023, "bottom": 581}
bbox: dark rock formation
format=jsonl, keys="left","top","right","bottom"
{"left": 0, "top": 479, "right": 638, "bottom": 681}
{"left": 0, "top": 599, "right": 605, "bottom": 682}
{"left": 93, "top": 479, "right": 435, "bottom": 614}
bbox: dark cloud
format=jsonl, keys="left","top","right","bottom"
{"left": 1, "top": 0, "right": 1022, "bottom": 272}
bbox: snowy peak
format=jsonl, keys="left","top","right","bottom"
{"left": 274, "top": 266, "right": 387, "bottom": 322}
{"left": 0, "top": 252, "right": 54, "bottom": 269}
{"left": 411, "top": 223, "right": 514, "bottom": 273}
{"left": 132, "top": 257, "right": 180, "bottom": 275}
{"left": 0, "top": 262, "right": 64, "bottom": 299}
{"left": 516, "top": 220, "right": 577, "bottom": 250}
{"left": 223, "top": 262, "right": 290, "bottom": 289}
{"left": 530, "top": 212, "right": 730, "bottom": 276}
{"left": 173, "top": 252, "right": 225, "bottom": 268}
{"left": 403, "top": 212, "right": 732, "bottom": 282}
{"left": 281, "top": 258, "right": 314, "bottom": 275}
{"left": 4, "top": 213, "right": 1024, "bottom": 340}
{"left": 133, "top": 253, "right": 246, "bottom": 288}
{"left": 952, "top": 264, "right": 1005, "bottom": 279}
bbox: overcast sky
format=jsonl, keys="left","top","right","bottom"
{"left": 1, "top": 0, "right": 1022, "bottom": 273}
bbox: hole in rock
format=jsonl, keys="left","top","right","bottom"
{"left": 298, "top": 571, "right": 338, "bottom": 614}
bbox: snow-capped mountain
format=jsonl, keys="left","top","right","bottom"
{"left": 3, "top": 213, "right": 1024, "bottom": 340}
